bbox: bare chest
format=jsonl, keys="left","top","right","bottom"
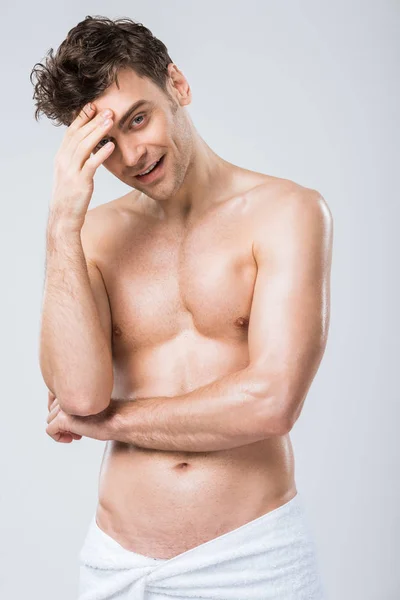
{"left": 98, "top": 201, "right": 257, "bottom": 352}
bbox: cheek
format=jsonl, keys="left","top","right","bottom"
{"left": 102, "top": 161, "right": 116, "bottom": 175}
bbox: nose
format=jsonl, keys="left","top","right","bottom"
{"left": 119, "top": 141, "right": 147, "bottom": 173}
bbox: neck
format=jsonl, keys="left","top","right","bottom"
{"left": 145, "top": 121, "right": 232, "bottom": 223}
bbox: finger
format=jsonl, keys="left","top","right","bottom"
{"left": 45, "top": 409, "right": 79, "bottom": 443}
{"left": 46, "top": 421, "right": 77, "bottom": 443}
{"left": 82, "top": 140, "right": 115, "bottom": 177}
{"left": 61, "top": 105, "right": 113, "bottom": 166}
{"left": 46, "top": 413, "right": 68, "bottom": 440}
{"left": 66, "top": 102, "right": 97, "bottom": 137}
{"left": 73, "top": 115, "right": 114, "bottom": 171}
{"left": 56, "top": 103, "right": 97, "bottom": 159}
{"left": 49, "top": 397, "right": 59, "bottom": 412}
{"left": 46, "top": 420, "right": 62, "bottom": 442}
{"left": 48, "top": 389, "right": 57, "bottom": 411}
{"left": 67, "top": 108, "right": 113, "bottom": 165}
{"left": 46, "top": 403, "right": 61, "bottom": 424}
{"left": 74, "top": 107, "right": 113, "bottom": 143}
{"left": 48, "top": 429, "right": 73, "bottom": 443}
{"left": 57, "top": 433, "right": 74, "bottom": 443}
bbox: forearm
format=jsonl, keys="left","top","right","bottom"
{"left": 39, "top": 217, "right": 113, "bottom": 416}
{"left": 111, "top": 366, "right": 283, "bottom": 452}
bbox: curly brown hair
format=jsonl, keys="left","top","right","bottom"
{"left": 30, "top": 15, "right": 173, "bottom": 127}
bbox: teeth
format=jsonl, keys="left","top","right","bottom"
{"left": 139, "top": 158, "right": 160, "bottom": 176}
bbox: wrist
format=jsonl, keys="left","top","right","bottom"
{"left": 47, "top": 210, "right": 84, "bottom": 239}
{"left": 108, "top": 399, "right": 130, "bottom": 442}
{"left": 46, "top": 220, "right": 82, "bottom": 248}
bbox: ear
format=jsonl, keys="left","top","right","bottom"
{"left": 167, "top": 63, "right": 192, "bottom": 107}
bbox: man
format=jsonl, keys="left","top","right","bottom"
{"left": 33, "top": 15, "right": 332, "bottom": 599}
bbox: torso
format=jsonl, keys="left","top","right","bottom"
{"left": 86, "top": 166, "right": 298, "bottom": 559}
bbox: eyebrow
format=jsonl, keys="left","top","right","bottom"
{"left": 117, "top": 99, "right": 152, "bottom": 130}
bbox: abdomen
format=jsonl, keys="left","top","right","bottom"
{"left": 95, "top": 434, "right": 296, "bottom": 559}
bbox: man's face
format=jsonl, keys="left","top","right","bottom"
{"left": 90, "top": 65, "right": 193, "bottom": 201}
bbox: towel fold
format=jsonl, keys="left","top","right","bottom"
{"left": 78, "top": 491, "right": 326, "bottom": 599}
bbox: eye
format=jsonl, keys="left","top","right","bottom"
{"left": 93, "top": 114, "right": 146, "bottom": 153}
{"left": 93, "top": 138, "right": 111, "bottom": 153}
{"left": 129, "top": 114, "right": 145, "bottom": 128}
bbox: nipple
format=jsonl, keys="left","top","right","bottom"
{"left": 234, "top": 316, "right": 249, "bottom": 328}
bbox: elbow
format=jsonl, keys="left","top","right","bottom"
{"left": 247, "top": 367, "right": 295, "bottom": 437}
{"left": 250, "top": 393, "right": 292, "bottom": 438}
{"left": 260, "top": 402, "right": 293, "bottom": 437}
{"left": 250, "top": 365, "right": 299, "bottom": 437}
{"left": 267, "top": 387, "right": 300, "bottom": 435}
{"left": 273, "top": 410, "right": 294, "bottom": 436}
{"left": 272, "top": 394, "right": 305, "bottom": 435}
{"left": 64, "top": 397, "right": 111, "bottom": 417}
{"left": 256, "top": 404, "right": 293, "bottom": 437}
{"left": 56, "top": 381, "right": 113, "bottom": 417}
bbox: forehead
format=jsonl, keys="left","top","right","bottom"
{"left": 92, "top": 67, "right": 161, "bottom": 112}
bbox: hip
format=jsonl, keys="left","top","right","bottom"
{"left": 96, "top": 436, "right": 296, "bottom": 558}
{"left": 79, "top": 490, "right": 327, "bottom": 600}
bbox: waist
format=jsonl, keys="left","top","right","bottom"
{"left": 95, "top": 436, "right": 295, "bottom": 558}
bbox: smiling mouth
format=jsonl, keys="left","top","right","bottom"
{"left": 136, "top": 156, "right": 163, "bottom": 176}
{"left": 135, "top": 154, "right": 165, "bottom": 182}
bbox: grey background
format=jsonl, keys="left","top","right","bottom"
{"left": 1, "top": 1, "right": 398, "bottom": 598}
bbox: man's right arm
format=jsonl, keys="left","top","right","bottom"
{"left": 39, "top": 216, "right": 113, "bottom": 416}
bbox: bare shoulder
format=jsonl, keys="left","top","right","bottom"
{"left": 247, "top": 175, "right": 330, "bottom": 214}
{"left": 235, "top": 175, "right": 333, "bottom": 268}
{"left": 230, "top": 165, "right": 332, "bottom": 221}
{"left": 80, "top": 200, "right": 118, "bottom": 264}
{"left": 80, "top": 191, "right": 142, "bottom": 263}
{"left": 246, "top": 176, "right": 333, "bottom": 242}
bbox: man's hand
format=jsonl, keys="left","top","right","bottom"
{"left": 49, "top": 101, "right": 115, "bottom": 232}
{"left": 46, "top": 390, "right": 82, "bottom": 443}
{"left": 46, "top": 391, "right": 119, "bottom": 443}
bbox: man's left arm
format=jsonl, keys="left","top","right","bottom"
{"left": 47, "top": 186, "right": 333, "bottom": 451}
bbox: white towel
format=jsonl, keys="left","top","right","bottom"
{"left": 78, "top": 491, "right": 326, "bottom": 599}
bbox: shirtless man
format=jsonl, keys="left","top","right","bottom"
{"left": 35, "top": 15, "right": 332, "bottom": 599}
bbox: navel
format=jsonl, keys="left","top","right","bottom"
{"left": 174, "top": 462, "right": 190, "bottom": 470}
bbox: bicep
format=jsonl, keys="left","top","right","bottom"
{"left": 248, "top": 190, "right": 333, "bottom": 426}
{"left": 81, "top": 217, "right": 113, "bottom": 356}
{"left": 85, "top": 258, "right": 113, "bottom": 356}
